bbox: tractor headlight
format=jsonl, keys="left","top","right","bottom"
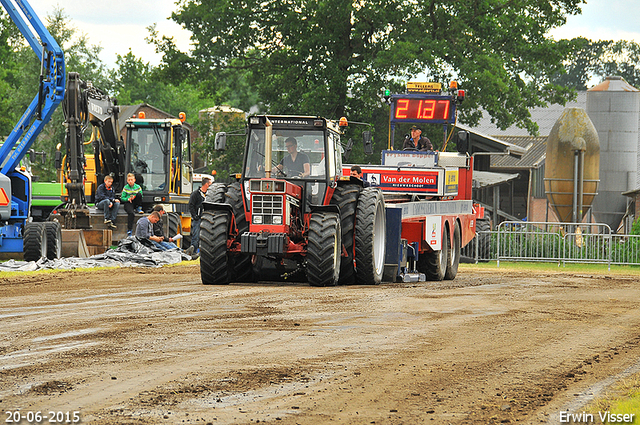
{"left": 253, "top": 215, "right": 263, "bottom": 224}
{"left": 272, "top": 215, "right": 282, "bottom": 225}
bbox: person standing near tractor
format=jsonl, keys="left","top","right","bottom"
{"left": 188, "top": 176, "right": 212, "bottom": 254}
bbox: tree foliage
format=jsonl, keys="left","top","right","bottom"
{"left": 553, "top": 38, "right": 640, "bottom": 90}
{"left": 162, "top": 0, "right": 584, "bottom": 144}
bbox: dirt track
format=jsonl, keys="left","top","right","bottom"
{"left": 2, "top": 264, "right": 640, "bottom": 424}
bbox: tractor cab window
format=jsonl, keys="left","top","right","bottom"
{"left": 245, "top": 129, "right": 326, "bottom": 179}
{"left": 129, "top": 126, "right": 170, "bottom": 191}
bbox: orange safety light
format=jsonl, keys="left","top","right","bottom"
{"left": 211, "top": 170, "right": 217, "bottom": 176}
{"left": 449, "top": 81, "right": 458, "bottom": 89}
{"left": 179, "top": 112, "right": 186, "bottom": 122}
{"left": 339, "top": 117, "right": 348, "bottom": 127}
{"left": 138, "top": 111, "right": 146, "bottom": 119}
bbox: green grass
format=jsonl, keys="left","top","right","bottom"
{"left": 459, "top": 261, "right": 640, "bottom": 276}
{"left": 586, "top": 376, "right": 640, "bottom": 424}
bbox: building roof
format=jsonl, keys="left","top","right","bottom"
{"left": 490, "top": 135, "right": 547, "bottom": 170}
{"left": 455, "top": 123, "right": 528, "bottom": 156}
{"left": 460, "top": 92, "right": 592, "bottom": 171}
{"left": 473, "top": 170, "right": 520, "bottom": 189}
{"left": 589, "top": 76, "right": 639, "bottom": 92}
{"left": 473, "top": 91, "right": 587, "bottom": 137}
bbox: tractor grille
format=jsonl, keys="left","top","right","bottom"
{"left": 252, "top": 194, "right": 283, "bottom": 219}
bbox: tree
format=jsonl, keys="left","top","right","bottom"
{"left": 552, "top": 38, "right": 611, "bottom": 90}
{"left": 160, "top": 0, "right": 583, "bottom": 144}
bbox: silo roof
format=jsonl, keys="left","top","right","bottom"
{"left": 588, "top": 76, "right": 639, "bottom": 92}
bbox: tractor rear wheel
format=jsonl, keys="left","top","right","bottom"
{"left": 419, "top": 225, "right": 449, "bottom": 281}
{"left": 354, "top": 188, "right": 386, "bottom": 285}
{"left": 444, "top": 222, "right": 461, "bottom": 280}
{"left": 225, "top": 183, "right": 253, "bottom": 282}
{"left": 307, "top": 212, "right": 341, "bottom": 287}
{"left": 200, "top": 211, "right": 232, "bottom": 285}
{"left": 330, "top": 184, "right": 360, "bottom": 284}
{"left": 44, "top": 221, "right": 62, "bottom": 260}
{"left": 206, "top": 183, "right": 227, "bottom": 203}
{"left": 23, "top": 222, "right": 47, "bottom": 262}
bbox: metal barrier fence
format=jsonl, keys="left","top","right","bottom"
{"left": 460, "top": 221, "right": 640, "bottom": 268}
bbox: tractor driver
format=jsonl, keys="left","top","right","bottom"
{"left": 273, "top": 137, "right": 310, "bottom": 178}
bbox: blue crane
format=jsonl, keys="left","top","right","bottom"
{"left": 0, "top": 0, "right": 65, "bottom": 259}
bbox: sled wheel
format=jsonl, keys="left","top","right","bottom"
{"left": 444, "top": 222, "right": 461, "bottom": 280}
{"left": 419, "top": 225, "right": 449, "bottom": 281}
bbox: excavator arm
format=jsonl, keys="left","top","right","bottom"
{"left": 60, "top": 72, "right": 124, "bottom": 228}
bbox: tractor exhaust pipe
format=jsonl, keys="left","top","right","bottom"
{"left": 264, "top": 117, "right": 272, "bottom": 178}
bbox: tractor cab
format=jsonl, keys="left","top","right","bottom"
{"left": 242, "top": 116, "right": 344, "bottom": 213}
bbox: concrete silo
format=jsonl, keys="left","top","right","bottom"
{"left": 587, "top": 76, "right": 640, "bottom": 230}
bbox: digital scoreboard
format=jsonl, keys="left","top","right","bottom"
{"left": 390, "top": 94, "right": 457, "bottom": 124}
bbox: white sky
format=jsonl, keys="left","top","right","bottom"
{"left": 17, "top": 0, "right": 640, "bottom": 70}
{"left": 549, "top": 0, "right": 640, "bottom": 43}
{"left": 23, "top": 0, "right": 191, "bottom": 68}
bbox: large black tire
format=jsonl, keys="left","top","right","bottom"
{"left": 23, "top": 222, "right": 47, "bottom": 262}
{"left": 418, "top": 225, "right": 449, "bottom": 281}
{"left": 444, "top": 222, "right": 461, "bottom": 280}
{"left": 225, "top": 182, "right": 253, "bottom": 282}
{"left": 167, "top": 212, "right": 182, "bottom": 248}
{"left": 475, "top": 217, "right": 491, "bottom": 262}
{"left": 462, "top": 217, "right": 491, "bottom": 263}
{"left": 200, "top": 212, "right": 232, "bottom": 285}
{"left": 206, "top": 183, "right": 227, "bottom": 203}
{"left": 329, "top": 184, "right": 361, "bottom": 284}
{"left": 354, "top": 188, "right": 386, "bottom": 285}
{"left": 307, "top": 212, "right": 341, "bottom": 287}
{"left": 44, "top": 221, "right": 62, "bottom": 260}
{"left": 167, "top": 212, "right": 181, "bottom": 237}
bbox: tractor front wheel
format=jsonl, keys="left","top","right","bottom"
{"left": 307, "top": 212, "right": 341, "bottom": 287}
{"left": 200, "top": 211, "right": 232, "bottom": 285}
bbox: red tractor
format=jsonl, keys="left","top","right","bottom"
{"left": 200, "top": 116, "right": 386, "bottom": 286}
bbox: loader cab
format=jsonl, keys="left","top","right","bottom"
{"left": 124, "top": 118, "right": 192, "bottom": 201}
{"left": 243, "top": 116, "right": 343, "bottom": 212}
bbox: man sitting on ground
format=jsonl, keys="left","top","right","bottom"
{"left": 135, "top": 211, "right": 179, "bottom": 252}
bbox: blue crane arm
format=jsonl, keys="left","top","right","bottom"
{"left": 0, "top": 0, "right": 65, "bottom": 175}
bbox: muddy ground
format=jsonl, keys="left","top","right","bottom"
{"left": 2, "top": 264, "right": 640, "bottom": 424}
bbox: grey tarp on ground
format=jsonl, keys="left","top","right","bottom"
{"left": 0, "top": 237, "right": 193, "bottom": 272}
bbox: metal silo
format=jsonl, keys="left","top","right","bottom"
{"left": 587, "top": 76, "right": 640, "bottom": 231}
{"left": 544, "top": 108, "right": 599, "bottom": 223}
